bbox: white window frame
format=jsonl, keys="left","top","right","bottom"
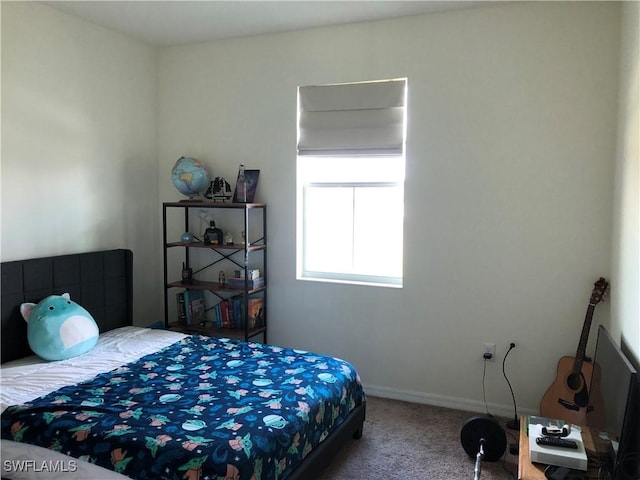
{"left": 299, "top": 180, "right": 404, "bottom": 287}
{"left": 296, "top": 79, "right": 407, "bottom": 288}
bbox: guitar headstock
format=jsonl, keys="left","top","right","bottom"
{"left": 590, "top": 277, "right": 609, "bottom": 305}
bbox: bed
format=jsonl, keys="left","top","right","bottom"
{"left": 1, "top": 249, "right": 366, "bottom": 480}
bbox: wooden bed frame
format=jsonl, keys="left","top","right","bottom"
{"left": 0, "top": 249, "right": 365, "bottom": 479}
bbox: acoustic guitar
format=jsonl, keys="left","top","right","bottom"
{"left": 539, "top": 277, "right": 608, "bottom": 425}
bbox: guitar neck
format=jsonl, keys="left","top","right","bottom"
{"left": 573, "top": 304, "right": 595, "bottom": 372}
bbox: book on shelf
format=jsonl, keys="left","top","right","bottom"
{"left": 226, "top": 295, "right": 243, "bottom": 329}
{"left": 210, "top": 299, "right": 234, "bottom": 329}
{"left": 176, "top": 291, "right": 263, "bottom": 331}
{"left": 230, "top": 295, "right": 239, "bottom": 328}
{"left": 212, "top": 303, "right": 220, "bottom": 328}
{"left": 220, "top": 300, "right": 230, "bottom": 328}
{"left": 247, "top": 297, "right": 264, "bottom": 329}
{"left": 225, "top": 294, "right": 264, "bottom": 329}
{"left": 227, "top": 277, "right": 264, "bottom": 290}
{"left": 176, "top": 292, "right": 187, "bottom": 324}
{"left": 183, "top": 290, "right": 205, "bottom": 325}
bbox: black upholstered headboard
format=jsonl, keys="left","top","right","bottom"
{"left": 1, "top": 249, "right": 133, "bottom": 364}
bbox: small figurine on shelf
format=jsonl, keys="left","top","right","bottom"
{"left": 224, "top": 232, "right": 233, "bottom": 245}
{"left": 204, "top": 177, "right": 232, "bottom": 202}
{"left": 203, "top": 220, "right": 223, "bottom": 245}
{"left": 181, "top": 232, "right": 201, "bottom": 243}
{"left": 218, "top": 271, "right": 226, "bottom": 287}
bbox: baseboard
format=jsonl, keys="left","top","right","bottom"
{"left": 363, "top": 383, "right": 537, "bottom": 419}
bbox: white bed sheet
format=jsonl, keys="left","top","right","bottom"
{"left": 1, "top": 326, "right": 186, "bottom": 480}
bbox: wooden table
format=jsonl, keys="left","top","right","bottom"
{"left": 517, "top": 416, "right": 599, "bottom": 479}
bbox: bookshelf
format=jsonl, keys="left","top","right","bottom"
{"left": 162, "top": 201, "right": 267, "bottom": 342}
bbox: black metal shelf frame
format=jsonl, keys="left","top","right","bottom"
{"left": 162, "top": 202, "right": 267, "bottom": 342}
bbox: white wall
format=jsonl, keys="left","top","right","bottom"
{"left": 158, "top": 2, "right": 621, "bottom": 415}
{"left": 1, "top": 2, "right": 161, "bottom": 324}
{"left": 1, "top": 0, "right": 628, "bottom": 418}
{"left": 611, "top": 1, "right": 639, "bottom": 362}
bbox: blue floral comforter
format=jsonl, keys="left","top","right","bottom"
{"left": 1, "top": 335, "right": 365, "bottom": 480}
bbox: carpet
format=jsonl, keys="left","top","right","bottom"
{"left": 316, "top": 396, "right": 519, "bottom": 479}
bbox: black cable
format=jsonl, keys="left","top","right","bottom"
{"left": 501, "top": 455, "right": 517, "bottom": 480}
{"left": 616, "top": 451, "right": 639, "bottom": 480}
{"left": 502, "top": 429, "right": 519, "bottom": 480}
{"left": 482, "top": 357, "right": 493, "bottom": 417}
{"left": 502, "top": 342, "right": 519, "bottom": 430}
{"left": 598, "top": 465, "right": 612, "bottom": 480}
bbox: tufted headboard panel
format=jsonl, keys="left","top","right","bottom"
{"left": 1, "top": 249, "right": 133, "bottom": 363}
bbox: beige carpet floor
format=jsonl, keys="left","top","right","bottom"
{"left": 316, "top": 396, "right": 519, "bottom": 479}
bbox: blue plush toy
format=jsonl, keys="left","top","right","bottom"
{"left": 20, "top": 293, "right": 99, "bottom": 361}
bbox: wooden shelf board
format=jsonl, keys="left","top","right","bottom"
{"left": 164, "top": 201, "right": 266, "bottom": 208}
{"left": 165, "top": 242, "right": 265, "bottom": 251}
{"left": 168, "top": 322, "right": 266, "bottom": 339}
{"left": 167, "top": 279, "right": 265, "bottom": 294}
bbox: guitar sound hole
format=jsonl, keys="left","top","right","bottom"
{"left": 567, "top": 373, "right": 583, "bottom": 391}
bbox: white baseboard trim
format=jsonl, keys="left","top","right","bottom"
{"left": 363, "top": 383, "right": 537, "bottom": 420}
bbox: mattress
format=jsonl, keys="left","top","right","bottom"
{"left": 1, "top": 327, "right": 186, "bottom": 479}
{"left": 1, "top": 327, "right": 364, "bottom": 480}
{"left": 1, "top": 327, "right": 187, "bottom": 414}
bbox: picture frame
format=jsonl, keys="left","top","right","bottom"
{"left": 233, "top": 169, "right": 260, "bottom": 203}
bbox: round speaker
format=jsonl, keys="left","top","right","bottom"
{"left": 460, "top": 415, "right": 507, "bottom": 462}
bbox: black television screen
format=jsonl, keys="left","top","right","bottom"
{"left": 587, "top": 325, "right": 638, "bottom": 479}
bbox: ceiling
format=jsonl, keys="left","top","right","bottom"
{"left": 43, "top": 1, "right": 479, "bottom": 47}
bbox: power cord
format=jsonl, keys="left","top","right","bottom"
{"left": 502, "top": 342, "right": 519, "bottom": 430}
{"left": 502, "top": 429, "right": 519, "bottom": 479}
{"left": 482, "top": 357, "right": 493, "bottom": 418}
{"left": 615, "top": 451, "right": 639, "bottom": 480}
{"left": 597, "top": 466, "right": 612, "bottom": 480}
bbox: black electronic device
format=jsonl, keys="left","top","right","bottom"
{"left": 535, "top": 436, "right": 578, "bottom": 449}
{"left": 542, "top": 425, "right": 571, "bottom": 437}
{"left": 545, "top": 466, "right": 571, "bottom": 480}
{"left": 544, "top": 465, "right": 585, "bottom": 480}
{"left": 181, "top": 262, "right": 193, "bottom": 285}
{"left": 586, "top": 325, "right": 639, "bottom": 480}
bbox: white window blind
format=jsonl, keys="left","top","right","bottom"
{"left": 298, "top": 79, "right": 407, "bottom": 156}
{"left": 296, "top": 79, "right": 407, "bottom": 288}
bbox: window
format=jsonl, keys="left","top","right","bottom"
{"left": 296, "top": 79, "right": 407, "bottom": 287}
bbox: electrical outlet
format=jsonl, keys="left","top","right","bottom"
{"left": 483, "top": 343, "right": 496, "bottom": 360}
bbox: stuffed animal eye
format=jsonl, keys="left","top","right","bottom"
{"left": 67, "top": 301, "right": 71, "bottom": 304}
{"left": 48, "top": 306, "right": 55, "bottom": 310}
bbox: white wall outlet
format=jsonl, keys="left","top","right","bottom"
{"left": 483, "top": 343, "right": 496, "bottom": 360}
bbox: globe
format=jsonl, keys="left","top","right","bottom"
{"left": 171, "top": 156, "right": 210, "bottom": 199}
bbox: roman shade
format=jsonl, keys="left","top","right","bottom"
{"left": 297, "top": 79, "right": 406, "bottom": 156}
